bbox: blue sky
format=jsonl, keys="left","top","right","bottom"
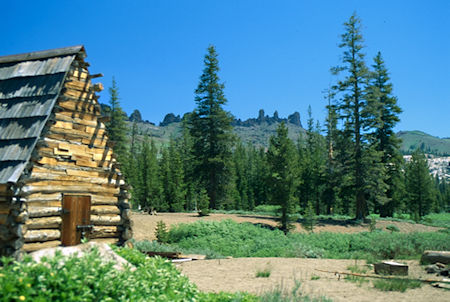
{"left": 2, "top": 1, "right": 449, "bottom": 137}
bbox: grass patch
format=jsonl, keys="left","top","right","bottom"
{"left": 256, "top": 268, "right": 271, "bottom": 278}
{"left": 345, "top": 263, "right": 369, "bottom": 286}
{"left": 259, "top": 280, "right": 331, "bottom": 302}
{"left": 372, "top": 279, "right": 422, "bottom": 292}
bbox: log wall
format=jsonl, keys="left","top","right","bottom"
{"left": 0, "top": 185, "right": 27, "bottom": 257}
{"left": 15, "top": 56, "right": 132, "bottom": 253}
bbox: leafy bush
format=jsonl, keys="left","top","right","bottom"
{"left": 155, "top": 220, "right": 169, "bottom": 243}
{"left": 0, "top": 247, "right": 199, "bottom": 301}
{"left": 386, "top": 224, "right": 400, "bottom": 233}
{"left": 165, "top": 219, "right": 450, "bottom": 260}
{"left": 168, "top": 219, "right": 296, "bottom": 258}
{"left": 421, "top": 212, "right": 450, "bottom": 228}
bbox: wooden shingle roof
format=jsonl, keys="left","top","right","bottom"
{"left": 0, "top": 46, "right": 85, "bottom": 184}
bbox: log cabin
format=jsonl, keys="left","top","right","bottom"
{"left": 0, "top": 46, "right": 132, "bottom": 258}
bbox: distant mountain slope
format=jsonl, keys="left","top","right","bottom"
{"left": 397, "top": 131, "right": 450, "bottom": 155}
{"left": 126, "top": 109, "right": 305, "bottom": 148}
{"left": 132, "top": 120, "right": 306, "bottom": 148}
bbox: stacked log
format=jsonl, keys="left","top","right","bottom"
{"left": 0, "top": 188, "right": 26, "bottom": 257}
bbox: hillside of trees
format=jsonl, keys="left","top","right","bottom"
{"left": 103, "top": 14, "right": 450, "bottom": 226}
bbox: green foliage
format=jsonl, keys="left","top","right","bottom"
{"left": 372, "top": 279, "right": 422, "bottom": 292}
{"left": 368, "top": 218, "right": 377, "bottom": 232}
{"left": 197, "top": 188, "right": 211, "bottom": 216}
{"left": 267, "top": 122, "right": 299, "bottom": 233}
{"left": 255, "top": 268, "right": 271, "bottom": 278}
{"left": 421, "top": 212, "right": 450, "bottom": 228}
{"left": 385, "top": 224, "right": 400, "bottom": 233}
{"left": 0, "top": 247, "right": 198, "bottom": 301}
{"left": 302, "top": 201, "right": 317, "bottom": 233}
{"left": 165, "top": 219, "right": 450, "bottom": 260}
{"left": 106, "top": 77, "right": 128, "bottom": 163}
{"left": 155, "top": 220, "right": 169, "bottom": 243}
{"left": 259, "top": 280, "right": 331, "bottom": 302}
{"left": 167, "top": 220, "right": 294, "bottom": 258}
{"left": 398, "top": 130, "right": 450, "bottom": 156}
{"left": 185, "top": 45, "right": 235, "bottom": 209}
{"left": 404, "top": 150, "right": 435, "bottom": 219}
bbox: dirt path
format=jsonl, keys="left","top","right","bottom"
{"left": 131, "top": 212, "right": 443, "bottom": 242}
{"left": 177, "top": 258, "right": 449, "bottom": 302}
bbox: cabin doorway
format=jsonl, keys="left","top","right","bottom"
{"left": 61, "top": 195, "right": 92, "bottom": 246}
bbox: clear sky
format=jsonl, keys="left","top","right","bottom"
{"left": 2, "top": 1, "right": 449, "bottom": 137}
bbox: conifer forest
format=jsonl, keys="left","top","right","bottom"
{"left": 105, "top": 14, "right": 449, "bottom": 226}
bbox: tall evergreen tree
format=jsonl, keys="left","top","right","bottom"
{"left": 160, "top": 139, "right": 186, "bottom": 212}
{"left": 331, "top": 13, "right": 380, "bottom": 219}
{"left": 367, "top": 52, "right": 403, "bottom": 217}
{"left": 185, "top": 45, "right": 235, "bottom": 209}
{"left": 137, "top": 137, "right": 162, "bottom": 211}
{"left": 323, "top": 94, "right": 339, "bottom": 214}
{"left": 106, "top": 77, "right": 128, "bottom": 162}
{"left": 404, "top": 150, "right": 434, "bottom": 220}
{"left": 267, "top": 122, "right": 298, "bottom": 233}
{"left": 299, "top": 106, "right": 326, "bottom": 214}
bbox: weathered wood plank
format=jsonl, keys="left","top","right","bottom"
{"left": 90, "top": 226, "right": 119, "bottom": 238}
{"left": 23, "top": 240, "right": 61, "bottom": 252}
{"left": 21, "top": 184, "right": 119, "bottom": 195}
{"left": 28, "top": 206, "right": 61, "bottom": 218}
{"left": 24, "top": 229, "right": 60, "bottom": 243}
{"left": 25, "top": 216, "right": 62, "bottom": 229}
{"left": 91, "top": 214, "right": 121, "bottom": 226}
{"left": 91, "top": 205, "right": 120, "bottom": 215}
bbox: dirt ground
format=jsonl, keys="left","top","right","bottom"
{"left": 131, "top": 212, "right": 449, "bottom": 301}
{"left": 178, "top": 258, "right": 449, "bottom": 302}
{"left": 131, "top": 212, "right": 443, "bottom": 242}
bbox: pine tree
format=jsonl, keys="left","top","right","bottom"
{"left": 404, "top": 150, "right": 434, "bottom": 220}
{"left": 323, "top": 95, "right": 339, "bottom": 214}
{"left": 185, "top": 45, "right": 235, "bottom": 209}
{"left": 366, "top": 52, "right": 403, "bottom": 217}
{"left": 266, "top": 122, "right": 298, "bottom": 233}
{"left": 300, "top": 106, "right": 326, "bottom": 215}
{"left": 106, "top": 77, "right": 128, "bottom": 163}
{"left": 126, "top": 121, "right": 140, "bottom": 208}
{"left": 137, "top": 137, "right": 162, "bottom": 212}
{"left": 331, "top": 13, "right": 380, "bottom": 219}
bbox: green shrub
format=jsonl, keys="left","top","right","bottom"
{"left": 168, "top": 219, "right": 297, "bottom": 258}
{"left": 386, "top": 224, "right": 400, "bottom": 233}
{"left": 0, "top": 247, "right": 199, "bottom": 301}
{"left": 372, "top": 279, "right": 422, "bottom": 292}
{"left": 301, "top": 201, "right": 316, "bottom": 233}
{"left": 256, "top": 268, "right": 271, "bottom": 278}
{"left": 159, "top": 219, "right": 450, "bottom": 260}
{"left": 197, "top": 188, "right": 210, "bottom": 216}
{"left": 421, "top": 212, "right": 450, "bottom": 228}
{"left": 155, "top": 220, "right": 169, "bottom": 243}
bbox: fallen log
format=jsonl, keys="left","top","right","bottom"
{"left": 143, "top": 251, "right": 181, "bottom": 259}
{"left": 421, "top": 251, "right": 450, "bottom": 265}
